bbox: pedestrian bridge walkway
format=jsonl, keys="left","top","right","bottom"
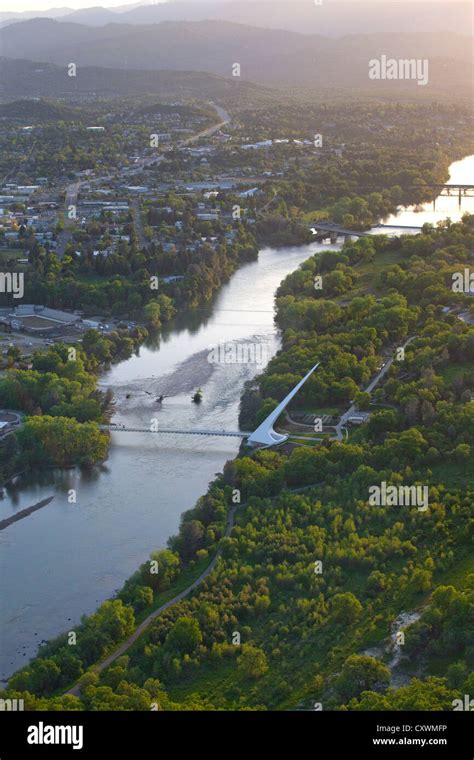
{"left": 100, "top": 425, "right": 251, "bottom": 439}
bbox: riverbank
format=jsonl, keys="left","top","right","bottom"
{"left": 60, "top": 215, "right": 474, "bottom": 710}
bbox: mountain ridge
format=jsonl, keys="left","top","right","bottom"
{"left": 0, "top": 18, "right": 471, "bottom": 91}
{"left": 0, "top": 1, "right": 471, "bottom": 37}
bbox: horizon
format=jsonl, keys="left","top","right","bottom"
{"left": 0, "top": 0, "right": 469, "bottom": 15}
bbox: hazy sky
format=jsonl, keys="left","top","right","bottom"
{"left": 1, "top": 0, "right": 467, "bottom": 15}
{"left": 1, "top": 0, "right": 139, "bottom": 10}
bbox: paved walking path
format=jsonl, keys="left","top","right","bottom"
{"left": 65, "top": 484, "right": 317, "bottom": 697}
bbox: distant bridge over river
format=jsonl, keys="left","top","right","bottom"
{"left": 310, "top": 221, "right": 423, "bottom": 241}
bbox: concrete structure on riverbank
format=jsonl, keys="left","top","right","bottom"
{"left": 248, "top": 363, "right": 320, "bottom": 447}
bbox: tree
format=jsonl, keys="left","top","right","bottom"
{"left": 144, "top": 302, "right": 162, "bottom": 330}
{"left": 453, "top": 443, "right": 470, "bottom": 463}
{"left": 355, "top": 391, "right": 371, "bottom": 411}
{"left": 349, "top": 677, "right": 459, "bottom": 711}
{"left": 331, "top": 593, "right": 363, "bottom": 624}
{"left": 237, "top": 645, "right": 268, "bottom": 679}
{"left": 144, "top": 549, "right": 180, "bottom": 592}
{"left": 9, "top": 658, "right": 61, "bottom": 696}
{"left": 133, "top": 586, "right": 153, "bottom": 611}
{"left": 165, "top": 617, "right": 202, "bottom": 655}
{"left": 173, "top": 520, "right": 205, "bottom": 562}
{"left": 335, "top": 655, "right": 390, "bottom": 702}
{"left": 17, "top": 416, "right": 108, "bottom": 467}
{"left": 255, "top": 398, "right": 279, "bottom": 427}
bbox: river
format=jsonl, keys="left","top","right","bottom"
{"left": 0, "top": 241, "right": 340, "bottom": 680}
{"left": 1, "top": 154, "right": 473, "bottom": 681}
{"left": 382, "top": 153, "right": 474, "bottom": 227}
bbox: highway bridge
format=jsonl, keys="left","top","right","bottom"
{"left": 310, "top": 221, "right": 423, "bottom": 240}
{"left": 414, "top": 184, "right": 474, "bottom": 191}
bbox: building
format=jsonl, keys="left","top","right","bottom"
{"left": 347, "top": 412, "right": 372, "bottom": 425}
{"left": 241, "top": 140, "right": 273, "bottom": 150}
{"left": 0, "top": 411, "right": 21, "bottom": 438}
{"left": 8, "top": 305, "right": 81, "bottom": 333}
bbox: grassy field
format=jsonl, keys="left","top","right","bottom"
{"left": 357, "top": 248, "right": 405, "bottom": 281}
{"left": 291, "top": 406, "right": 341, "bottom": 416}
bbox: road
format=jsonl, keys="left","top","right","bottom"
{"left": 65, "top": 496, "right": 240, "bottom": 696}
{"left": 130, "top": 197, "right": 147, "bottom": 251}
{"left": 178, "top": 104, "right": 230, "bottom": 147}
{"left": 54, "top": 103, "right": 230, "bottom": 257}
{"left": 334, "top": 335, "right": 417, "bottom": 440}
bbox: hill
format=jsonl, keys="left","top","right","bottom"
{"left": 0, "top": 19, "right": 471, "bottom": 96}
{"left": 0, "top": 98, "right": 80, "bottom": 120}
{"left": 0, "top": 57, "right": 272, "bottom": 102}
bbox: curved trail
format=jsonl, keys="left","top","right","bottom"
{"left": 65, "top": 484, "right": 316, "bottom": 697}
{"left": 65, "top": 498, "right": 239, "bottom": 696}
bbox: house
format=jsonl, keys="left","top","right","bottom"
{"left": 241, "top": 140, "right": 272, "bottom": 150}
{"left": 196, "top": 213, "right": 219, "bottom": 221}
{"left": 161, "top": 275, "right": 184, "bottom": 284}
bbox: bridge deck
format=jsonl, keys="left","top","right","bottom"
{"left": 311, "top": 222, "right": 423, "bottom": 237}
{"left": 101, "top": 425, "right": 251, "bottom": 438}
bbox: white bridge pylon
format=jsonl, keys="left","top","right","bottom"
{"left": 102, "top": 362, "right": 320, "bottom": 448}
{"left": 247, "top": 362, "right": 320, "bottom": 447}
